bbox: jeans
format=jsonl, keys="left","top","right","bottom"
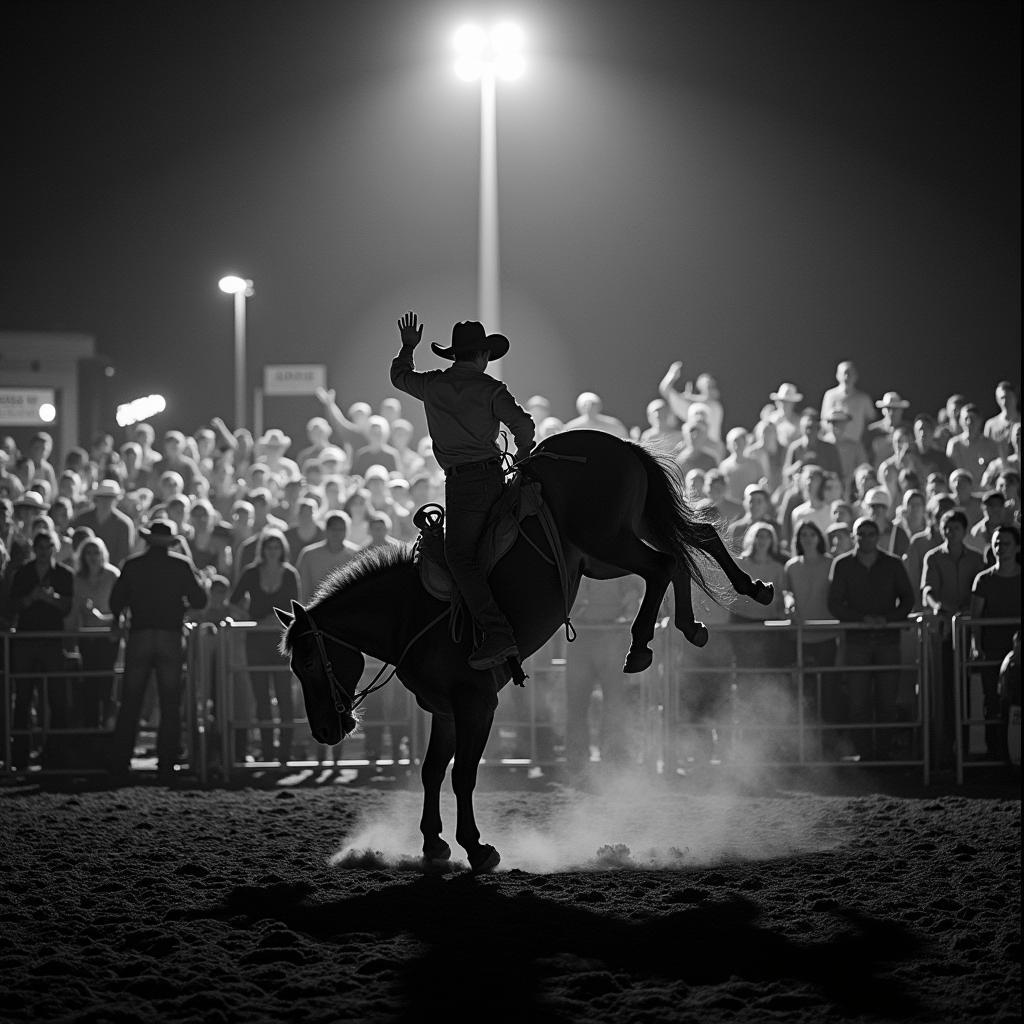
{"left": 844, "top": 640, "right": 901, "bottom": 758}
{"left": 246, "top": 631, "right": 293, "bottom": 761}
{"left": 564, "top": 627, "right": 629, "bottom": 769}
{"left": 9, "top": 639, "right": 69, "bottom": 768}
{"left": 443, "top": 462, "right": 513, "bottom": 639}
{"left": 112, "top": 629, "right": 184, "bottom": 771}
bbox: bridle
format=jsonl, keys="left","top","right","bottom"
{"left": 292, "top": 607, "right": 450, "bottom": 718}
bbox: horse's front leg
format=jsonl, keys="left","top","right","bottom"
{"left": 420, "top": 713, "right": 455, "bottom": 863}
{"left": 451, "top": 689, "right": 499, "bottom": 873}
{"left": 670, "top": 566, "right": 709, "bottom": 647}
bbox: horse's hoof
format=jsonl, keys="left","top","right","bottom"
{"left": 623, "top": 647, "right": 653, "bottom": 673}
{"left": 747, "top": 580, "right": 774, "bottom": 606}
{"left": 469, "top": 845, "right": 500, "bottom": 874}
{"left": 423, "top": 839, "right": 451, "bottom": 864}
{"left": 682, "top": 622, "right": 709, "bottom": 647}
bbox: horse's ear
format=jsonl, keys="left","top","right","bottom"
{"left": 274, "top": 606, "right": 294, "bottom": 628}
{"left": 290, "top": 599, "right": 313, "bottom": 628}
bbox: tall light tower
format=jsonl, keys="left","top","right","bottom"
{"left": 453, "top": 23, "right": 525, "bottom": 376}
{"left": 218, "top": 275, "right": 254, "bottom": 430}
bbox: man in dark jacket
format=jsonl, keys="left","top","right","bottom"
{"left": 828, "top": 517, "right": 915, "bottom": 760}
{"left": 109, "top": 519, "right": 207, "bottom": 782}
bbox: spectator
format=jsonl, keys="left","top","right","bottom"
{"left": 703, "top": 469, "right": 742, "bottom": 525}
{"left": 784, "top": 408, "right": 842, "bottom": 484}
{"left": 564, "top": 575, "right": 641, "bottom": 772}
{"left": 893, "top": 489, "right": 928, "bottom": 554}
{"left": 727, "top": 484, "right": 778, "bottom": 550}
{"left": 910, "top": 412, "right": 955, "bottom": 478}
{"left": 828, "top": 516, "right": 915, "bottom": 759}
{"left": 352, "top": 416, "right": 400, "bottom": 477}
{"left": 295, "top": 416, "right": 333, "bottom": 468}
{"left": 639, "top": 398, "right": 682, "bottom": 453}
{"left": 936, "top": 393, "right": 968, "bottom": 447}
{"left": 767, "top": 382, "right": 804, "bottom": 449}
{"left": 997, "top": 631, "right": 1020, "bottom": 767}
{"left": 719, "top": 427, "right": 763, "bottom": 504}
{"left": 285, "top": 497, "right": 324, "bottom": 559}
{"left": 984, "top": 381, "right": 1020, "bottom": 458}
{"left": 108, "top": 519, "right": 208, "bottom": 782}
{"left": 746, "top": 418, "right": 785, "bottom": 497}
{"left": 862, "top": 486, "right": 909, "bottom": 558}
{"left": 26, "top": 432, "right": 57, "bottom": 496}
{"left": 132, "top": 422, "right": 161, "bottom": 473}
{"left": 877, "top": 424, "right": 918, "bottom": 500}
{"left": 969, "top": 525, "right": 1022, "bottom": 761}
{"left": 390, "top": 418, "right": 425, "bottom": 481}
{"left": 868, "top": 391, "right": 911, "bottom": 466}
{"left": 160, "top": 430, "right": 202, "bottom": 494}
{"left": 7, "top": 528, "right": 74, "bottom": 769}
{"left": 784, "top": 521, "right": 840, "bottom": 753}
{"left": 947, "top": 403, "right": 999, "bottom": 477}
{"left": 256, "top": 429, "right": 301, "bottom": 492}
{"left": 296, "top": 511, "right": 361, "bottom": 599}
{"left": 0, "top": 449, "right": 25, "bottom": 502}
{"left": 820, "top": 361, "right": 875, "bottom": 481}
{"left": 188, "top": 498, "right": 231, "bottom": 576}
{"left": 538, "top": 416, "right": 565, "bottom": 442}
{"left": 949, "top": 469, "right": 983, "bottom": 526}
{"left": 365, "top": 511, "right": 400, "bottom": 549}
{"left": 364, "top": 466, "right": 414, "bottom": 541}
{"left": 564, "top": 392, "right": 628, "bottom": 438}
{"left": 790, "top": 465, "right": 832, "bottom": 545}
{"left": 315, "top": 387, "right": 370, "bottom": 463}
{"left": 903, "top": 493, "right": 956, "bottom": 609}
{"left": 683, "top": 469, "right": 706, "bottom": 503}
{"left": 967, "top": 490, "right": 1009, "bottom": 557}
{"left": 831, "top": 500, "right": 856, "bottom": 528}
{"left": 674, "top": 419, "right": 719, "bottom": 478}
{"left": 67, "top": 536, "right": 120, "bottom": 729}
{"left": 229, "top": 528, "right": 300, "bottom": 764}
{"left": 996, "top": 470, "right": 1020, "bottom": 524}
{"left": 921, "top": 509, "right": 986, "bottom": 766}
{"left": 234, "top": 488, "right": 288, "bottom": 573}
{"left": 981, "top": 422, "right": 1021, "bottom": 489}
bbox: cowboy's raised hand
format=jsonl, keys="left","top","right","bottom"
{"left": 398, "top": 311, "right": 423, "bottom": 348}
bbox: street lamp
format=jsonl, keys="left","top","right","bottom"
{"left": 218, "top": 274, "right": 254, "bottom": 430}
{"left": 453, "top": 22, "right": 525, "bottom": 376}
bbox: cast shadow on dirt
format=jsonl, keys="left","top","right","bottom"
{"left": 201, "top": 875, "right": 924, "bottom": 1023}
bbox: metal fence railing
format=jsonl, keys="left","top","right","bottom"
{"left": 951, "top": 614, "right": 1021, "bottom": 785}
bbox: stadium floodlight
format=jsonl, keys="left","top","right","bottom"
{"left": 453, "top": 21, "right": 525, "bottom": 81}
{"left": 218, "top": 275, "right": 254, "bottom": 428}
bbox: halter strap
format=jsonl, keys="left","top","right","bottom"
{"left": 294, "top": 607, "right": 451, "bottom": 716}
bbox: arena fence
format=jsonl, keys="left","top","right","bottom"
{"left": 951, "top": 614, "right": 1021, "bottom": 785}
{"left": 1, "top": 625, "right": 202, "bottom": 779}
{"left": 4, "top": 614, "right": 1017, "bottom": 786}
{"left": 659, "top": 617, "right": 934, "bottom": 784}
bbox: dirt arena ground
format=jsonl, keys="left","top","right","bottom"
{"left": 0, "top": 766, "right": 1019, "bottom": 1024}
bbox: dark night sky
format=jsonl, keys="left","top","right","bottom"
{"left": 2, "top": 0, "right": 1020, "bottom": 444}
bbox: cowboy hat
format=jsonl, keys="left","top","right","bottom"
{"left": 139, "top": 518, "right": 179, "bottom": 546}
{"left": 14, "top": 491, "right": 48, "bottom": 511}
{"left": 258, "top": 428, "right": 292, "bottom": 450}
{"left": 864, "top": 486, "right": 892, "bottom": 508}
{"left": 876, "top": 391, "right": 910, "bottom": 409}
{"left": 92, "top": 480, "right": 124, "bottom": 499}
{"left": 430, "top": 321, "right": 509, "bottom": 362}
{"left": 824, "top": 407, "right": 852, "bottom": 423}
{"left": 770, "top": 382, "right": 804, "bottom": 403}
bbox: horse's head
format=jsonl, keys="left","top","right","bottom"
{"left": 275, "top": 600, "right": 365, "bottom": 747}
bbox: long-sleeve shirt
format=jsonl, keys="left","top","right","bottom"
{"left": 828, "top": 549, "right": 915, "bottom": 643}
{"left": 390, "top": 347, "right": 534, "bottom": 470}
{"left": 110, "top": 548, "right": 207, "bottom": 631}
{"left": 921, "top": 543, "right": 985, "bottom": 614}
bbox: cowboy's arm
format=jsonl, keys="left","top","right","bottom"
{"left": 390, "top": 311, "right": 429, "bottom": 401}
{"left": 495, "top": 388, "right": 536, "bottom": 459}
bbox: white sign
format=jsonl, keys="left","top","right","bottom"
{"left": 263, "top": 364, "right": 326, "bottom": 396}
{"left": 0, "top": 387, "right": 56, "bottom": 426}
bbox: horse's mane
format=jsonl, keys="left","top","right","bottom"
{"left": 309, "top": 542, "right": 416, "bottom": 608}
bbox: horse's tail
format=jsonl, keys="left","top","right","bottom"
{"left": 629, "top": 440, "right": 721, "bottom": 599}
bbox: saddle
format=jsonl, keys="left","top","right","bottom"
{"left": 412, "top": 475, "right": 546, "bottom": 604}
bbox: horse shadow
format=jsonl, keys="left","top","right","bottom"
{"left": 210, "top": 874, "right": 924, "bottom": 1023}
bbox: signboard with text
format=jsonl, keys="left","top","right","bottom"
{"left": 263, "top": 364, "right": 326, "bottom": 396}
{"left": 0, "top": 387, "right": 56, "bottom": 426}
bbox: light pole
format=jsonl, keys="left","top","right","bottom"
{"left": 454, "top": 23, "right": 525, "bottom": 376}
{"left": 218, "top": 275, "right": 254, "bottom": 430}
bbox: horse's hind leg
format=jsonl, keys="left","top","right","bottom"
{"left": 420, "top": 714, "right": 455, "bottom": 863}
{"left": 670, "top": 566, "right": 709, "bottom": 647}
{"left": 578, "top": 530, "right": 674, "bottom": 673}
{"left": 695, "top": 526, "right": 775, "bottom": 605}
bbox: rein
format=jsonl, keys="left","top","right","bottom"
{"left": 294, "top": 607, "right": 450, "bottom": 716}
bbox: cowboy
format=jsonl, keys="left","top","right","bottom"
{"left": 768, "top": 382, "right": 805, "bottom": 449}
{"left": 108, "top": 519, "right": 208, "bottom": 783}
{"left": 390, "top": 311, "right": 535, "bottom": 669}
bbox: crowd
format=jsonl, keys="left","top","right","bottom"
{"left": 0, "top": 358, "right": 1019, "bottom": 775}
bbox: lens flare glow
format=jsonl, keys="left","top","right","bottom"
{"left": 453, "top": 21, "right": 525, "bottom": 81}
{"left": 218, "top": 275, "right": 251, "bottom": 295}
{"left": 38, "top": 402, "right": 56, "bottom": 423}
{"left": 453, "top": 23, "right": 487, "bottom": 56}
